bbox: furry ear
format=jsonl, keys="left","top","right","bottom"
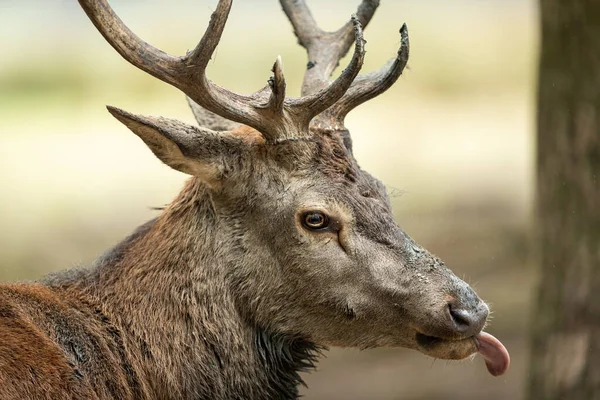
{"left": 107, "top": 106, "right": 247, "bottom": 186}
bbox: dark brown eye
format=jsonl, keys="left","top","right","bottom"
{"left": 302, "top": 212, "right": 329, "bottom": 230}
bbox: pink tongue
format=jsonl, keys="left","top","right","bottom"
{"left": 475, "top": 332, "right": 510, "bottom": 376}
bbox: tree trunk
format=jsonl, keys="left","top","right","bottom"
{"left": 528, "top": 1, "right": 600, "bottom": 399}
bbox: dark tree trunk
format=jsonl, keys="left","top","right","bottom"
{"left": 528, "top": 0, "right": 600, "bottom": 399}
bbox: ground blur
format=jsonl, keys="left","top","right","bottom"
{"left": 0, "top": 0, "right": 537, "bottom": 398}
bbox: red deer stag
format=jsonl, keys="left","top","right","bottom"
{"left": 0, "top": 0, "right": 510, "bottom": 399}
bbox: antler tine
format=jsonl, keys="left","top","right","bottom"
{"left": 265, "top": 56, "right": 286, "bottom": 114}
{"left": 280, "top": 0, "right": 379, "bottom": 96}
{"left": 291, "top": 17, "right": 366, "bottom": 126}
{"left": 279, "top": 0, "right": 321, "bottom": 49}
{"left": 178, "top": 0, "right": 277, "bottom": 131}
{"left": 186, "top": 0, "right": 231, "bottom": 69}
{"left": 329, "top": 23, "right": 410, "bottom": 124}
{"left": 354, "top": 0, "right": 381, "bottom": 26}
{"left": 331, "top": 0, "right": 380, "bottom": 59}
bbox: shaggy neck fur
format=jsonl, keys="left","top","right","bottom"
{"left": 49, "top": 178, "right": 320, "bottom": 400}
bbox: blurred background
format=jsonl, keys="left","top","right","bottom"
{"left": 0, "top": 0, "right": 537, "bottom": 398}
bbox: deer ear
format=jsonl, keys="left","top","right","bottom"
{"left": 107, "top": 106, "right": 244, "bottom": 185}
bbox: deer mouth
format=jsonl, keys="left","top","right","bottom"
{"left": 415, "top": 331, "right": 510, "bottom": 377}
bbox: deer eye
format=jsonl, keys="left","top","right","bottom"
{"left": 302, "top": 212, "right": 329, "bottom": 230}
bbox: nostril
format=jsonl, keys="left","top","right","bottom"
{"left": 447, "top": 303, "right": 472, "bottom": 332}
{"left": 446, "top": 301, "right": 489, "bottom": 336}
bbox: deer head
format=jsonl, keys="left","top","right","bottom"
{"left": 78, "top": 0, "right": 509, "bottom": 376}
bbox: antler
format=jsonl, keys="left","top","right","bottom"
{"left": 77, "top": 0, "right": 366, "bottom": 142}
{"left": 280, "top": 0, "right": 409, "bottom": 129}
{"left": 280, "top": 0, "right": 379, "bottom": 96}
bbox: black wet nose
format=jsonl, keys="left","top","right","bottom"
{"left": 446, "top": 300, "right": 489, "bottom": 336}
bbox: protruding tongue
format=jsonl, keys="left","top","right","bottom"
{"left": 475, "top": 332, "right": 510, "bottom": 376}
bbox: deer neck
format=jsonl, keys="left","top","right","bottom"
{"left": 62, "top": 178, "right": 318, "bottom": 399}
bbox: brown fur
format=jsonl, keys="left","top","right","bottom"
{"left": 0, "top": 285, "right": 141, "bottom": 399}
{"left": 230, "top": 125, "right": 266, "bottom": 145}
